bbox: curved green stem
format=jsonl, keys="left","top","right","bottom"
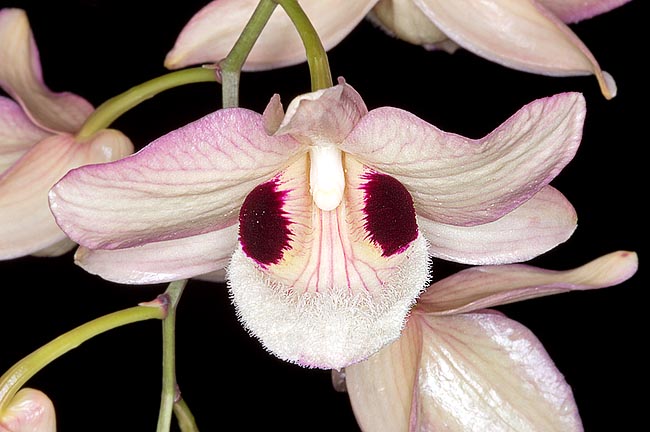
{"left": 76, "top": 67, "right": 220, "bottom": 139}
{"left": 219, "top": 0, "right": 278, "bottom": 108}
{"left": 0, "top": 304, "right": 165, "bottom": 413}
{"left": 174, "top": 398, "right": 199, "bottom": 432}
{"left": 156, "top": 279, "right": 187, "bottom": 432}
{"left": 275, "top": 0, "right": 333, "bottom": 91}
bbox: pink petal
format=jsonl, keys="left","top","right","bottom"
{"left": 345, "top": 315, "right": 422, "bottom": 431}
{"left": 0, "top": 130, "right": 133, "bottom": 259}
{"left": 0, "top": 388, "right": 56, "bottom": 432}
{"left": 413, "top": 312, "right": 582, "bottom": 430}
{"left": 539, "top": 0, "right": 631, "bottom": 23}
{"left": 228, "top": 155, "right": 430, "bottom": 369}
{"left": 49, "top": 108, "right": 303, "bottom": 250}
{"left": 0, "top": 96, "right": 50, "bottom": 173}
{"left": 418, "top": 186, "right": 577, "bottom": 265}
{"left": 0, "top": 9, "right": 94, "bottom": 132}
{"left": 414, "top": 0, "right": 617, "bottom": 98}
{"left": 348, "top": 312, "right": 584, "bottom": 431}
{"left": 75, "top": 224, "right": 238, "bottom": 284}
{"left": 418, "top": 250, "right": 638, "bottom": 315}
{"left": 164, "top": 0, "right": 377, "bottom": 71}
{"left": 274, "top": 78, "right": 368, "bottom": 143}
{"left": 341, "top": 92, "right": 584, "bottom": 226}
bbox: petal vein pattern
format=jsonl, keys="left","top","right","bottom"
{"left": 341, "top": 92, "right": 584, "bottom": 226}
{"left": 49, "top": 108, "right": 305, "bottom": 250}
{"left": 228, "top": 155, "right": 430, "bottom": 369}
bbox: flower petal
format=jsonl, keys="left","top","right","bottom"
{"left": 164, "top": 0, "right": 377, "bottom": 71}
{"left": 348, "top": 312, "right": 583, "bottom": 431}
{"left": 418, "top": 186, "right": 576, "bottom": 265}
{"left": 341, "top": 92, "right": 584, "bottom": 226}
{"left": 539, "top": 0, "right": 631, "bottom": 23}
{"left": 0, "top": 130, "right": 133, "bottom": 259}
{"left": 0, "top": 96, "right": 50, "bottom": 173}
{"left": 414, "top": 0, "right": 617, "bottom": 98}
{"left": 345, "top": 315, "right": 422, "bottom": 431}
{"left": 418, "top": 250, "right": 638, "bottom": 315}
{"left": 227, "top": 155, "right": 430, "bottom": 369}
{"left": 0, "top": 8, "right": 94, "bottom": 132}
{"left": 0, "top": 388, "right": 56, "bottom": 432}
{"left": 368, "top": 0, "right": 449, "bottom": 47}
{"left": 74, "top": 224, "right": 238, "bottom": 284}
{"left": 274, "top": 78, "right": 368, "bottom": 143}
{"left": 414, "top": 312, "right": 582, "bottom": 430}
{"left": 49, "top": 107, "right": 303, "bottom": 250}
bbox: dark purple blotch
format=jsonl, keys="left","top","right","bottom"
{"left": 239, "top": 177, "right": 292, "bottom": 267}
{"left": 362, "top": 172, "right": 418, "bottom": 257}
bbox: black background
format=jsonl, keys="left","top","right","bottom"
{"left": 0, "top": 1, "right": 645, "bottom": 431}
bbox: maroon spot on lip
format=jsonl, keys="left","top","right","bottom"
{"left": 361, "top": 171, "right": 418, "bottom": 257}
{"left": 239, "top": 177, "right": 292, "bottom": 267}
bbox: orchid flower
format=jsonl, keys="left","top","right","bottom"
{"left": 0, "top": 388, "right": 56, "bottom": 432}
{"left": 163, "top": 0, "right": 627, "bottom": 98}
{"left": 48, "top": 79, "right": 583, "bottom": 369}
{"left": 344, "top": 250, "right": 638, "bottom": 431}
{"left": 0, "top": 8, "right": 134, "bottom": 259}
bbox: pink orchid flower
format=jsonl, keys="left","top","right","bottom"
{"left": 0, "top": 388, "right": 56, "bottom": 432}
{"left": 164, "top": 0, "right": 627, "bottom": 98}
{"left": 345, "top": 250, "right": 638, "bottom": 431}
{"left": 48, "top": 79, "right": 583, "bottom": 369}
{"left": 0, "top": 8, "right": 134, "bottom": 259}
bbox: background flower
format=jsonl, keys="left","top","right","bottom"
{"left": 0, "top": 1, "right": 644, "bottom": 431}
{"left": 165, "top": 0, "right": 628, "bottom": 98}
{"left": 0, "top": 8, "right": 133, "bottom": 259}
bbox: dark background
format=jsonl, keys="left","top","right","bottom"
{"left": 1, "top": 1, "right": 645, "bottom": 430}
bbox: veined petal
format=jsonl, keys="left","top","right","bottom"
{"left": 164, "top": 0, "right": 377, "bottom": 71}
{"left": 0, "top": 9, "right": 94, "bottom": 132}
{"left": 345, "top": 314, "right": 422, "bottom": 432}
{"left": 227, "top": 155, "right": 430, "bottom": 369}
{"left": 418, "top": 186, "right": 577, "bottom": 265}
{"left": 74, "top": 224, "right": 238, "bottom": 284}
{"left": 418, "top": 250, "right": 638, "bottom": 315}
{"left": 405, "top": 312, "right": 582, "bottom": 431}
{"left": 0, "top": 130, "right": 133, "bottom": 259}
{"left": 342, "top": 92, "right": 584, "bottom": 226}
{"left": 0, "top": 96, "right": 51, "bottom": 173}
{"left": 49, "top": 108, "right": 304, "bottom": 250}
{"left": 413, "top": 0, "right": 617, "bottom": 98}
{"left": 0, "top": 388, "right": 56, "bottom": 432}
{"left": 274, "top": 79, "right": 368, "bottom": 144}
{"left": 539, "top": 0, "right": 631, "bottom": 23}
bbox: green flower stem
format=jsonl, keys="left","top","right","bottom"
{"left": 76, "top": 67, "right": 220, "bottom": 139}
{"left": 156, "top": 279, "right": 188, "bottom": 432}
{"left": 173, "top": 398, "right": 199, "bottom": 432}
{"left": 275, "top": 0, "right": 333, "bottom": 91}
{"left": 219, "top": 0, "right": 278, "bottom": 108}
{"left": 0, "top": 303, "right": 165, "bottom": 414}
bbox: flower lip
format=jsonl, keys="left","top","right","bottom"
{"left": 239, "top": 176, "right": 292, "bottom": 267}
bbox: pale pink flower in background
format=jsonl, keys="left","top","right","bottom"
{"left": 0, "top": 388, "right": 56, "bottom": 432}
{"left": 49, "top": 79, "right": 583, "bottom": 369}
{"left": 164, "top": 0, "right": 628, "bottom": 98}
{"left": 345, "top": 250, "right": 638, "bottom": 431}
{"left": 0, "top": 8, "right": 133, "bottom": 260}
